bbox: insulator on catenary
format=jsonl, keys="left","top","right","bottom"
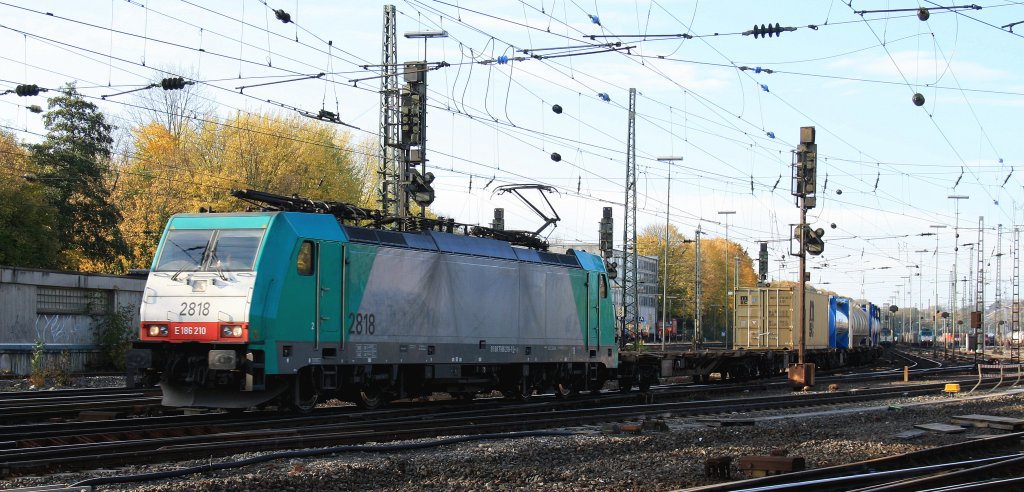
{"left": 27, "top": 105, "right": 43, "bottom": 113}
{"left": 552, "top": 104, "right": 562, "bottom": 114}
{"left": 766, "top": 131, "right": 775, "bottom": 139}
{"left": 597, "top": 92, "right": 610, "bottom": 102}
{"left": 745, "top": 23, "right": 796, "bottom": 39}
{"left": 160, "top": 77, "right": 189, "bottom": 90}
{"left": 15, "top": 84, "right": 42, "bottom": 97}
{"left": 912, "top": 93, "right": 925, "bottom": 106}
{"left": 551, "top": 152, "right": 562, "bottom": 162}
{"left": 589, "top": 14, "right": 600, "bottom": 26}
{"left": 274, "top": 9, "right": 292, "bottom": 24}
{"left": 917, "top": 8, "right": 930, "bottom": 21}
{"left": 496, "top": 55, "right": 509, "bottom": 64}
{"left": 760, "top": 84, "right": 769, "bottom": 93}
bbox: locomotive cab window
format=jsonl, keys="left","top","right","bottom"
{"left": 155, "top": 228, "right": 263, "bottom": 272}
{"left": 599, "top": 274, "right": 608, "bottom": 298}
{"left": 296, "top": 241, "right": 315, "bottom": 276}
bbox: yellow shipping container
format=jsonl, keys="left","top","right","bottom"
{"left": 733, "top": 287, "right": 830, "bottom": 350}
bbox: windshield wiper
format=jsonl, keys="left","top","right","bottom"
{"left": 170, "top": 242, "right": 204, "bottom": 282}
{"left": 207, "top": 249, "right": 229, "bottom": 281}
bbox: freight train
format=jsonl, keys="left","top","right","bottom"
{"left": 732, "top": 288, "right": 883, "bottom": 369}
{"left": 126, "top": 190, "right": 626, "bottom": 411}
{"left": 126, "top": 190, "right": 883, "bottom": 411}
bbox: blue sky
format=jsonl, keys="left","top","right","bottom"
{"left": 1, "top": 1, "right": 1022, "bottom": 310}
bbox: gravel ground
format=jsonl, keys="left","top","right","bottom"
{"left": 1, "top": 384, "right": 1022, "bottom": 491}
{"left": 0, "top": 375, "right": 126, "bottom": 392}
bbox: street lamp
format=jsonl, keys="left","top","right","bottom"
{"left": 718, "top": 210, "right": 736, "bottom": 347}
{"left": 658, "top": 156, "right": 683, "bottom": 350}
{"left": 948, "top": 195, "right": 969, "bottom": 354}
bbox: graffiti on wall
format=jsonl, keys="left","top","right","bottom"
{"left": 33, "top": 314, "right": 88, "bottom": 344}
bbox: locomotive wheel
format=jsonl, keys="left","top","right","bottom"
{"left": 290, "top": 383, "right": 317, "bottom": 414}
{"left": 356, "top": 387, "right": 384, "bottom": 410}
{"left": 451, "top": 391, "right": 475, "bottom": 401}
{"left": 554, "top": 381, "right": 577, "bottom": 399}
{"left": 512, "top": 375, "right": 536, "bottom": 401}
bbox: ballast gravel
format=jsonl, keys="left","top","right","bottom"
{"left": 1, "top": 387, "right": 1022, "bottom": 491}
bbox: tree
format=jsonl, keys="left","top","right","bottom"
{"left": 114, "top": 110, "right": 368, "bottom": 269}
{"left": 0, "top": 130, "right": 60, "bottom": 268}
{"left": 638, "top": 224, "right": 757, "bottom": 339}
{"left": 29, "top": 83, "right": 128, "bottom": 271}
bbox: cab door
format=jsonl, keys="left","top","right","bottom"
{"left": 316, "top": 241, "right": 342, "bottom": 349}
{"left": 587, "top": 272, "right": 601, "bottom": 356}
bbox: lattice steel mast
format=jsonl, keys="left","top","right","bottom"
{"left": 621, "top": 88, "right": 638, "bottom": 347}
{"left": 974, "top": 216, "right": 984, "bottom": 361}
{"left": 1013, "top": 228, "right": 1021, "bottom": 362}
{"left": 377, "top": 5, "right": 401, "bottom": 220}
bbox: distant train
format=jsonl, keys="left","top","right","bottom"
{"left": 919, "top": 327, "right": 935, "bottom": 347}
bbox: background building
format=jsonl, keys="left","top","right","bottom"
{"left": 548, "top": 242, "right": 659, "bottom": 340}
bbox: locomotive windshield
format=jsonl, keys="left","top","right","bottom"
{"left": 155, "top": 229, "right": 264, "bottom": 272}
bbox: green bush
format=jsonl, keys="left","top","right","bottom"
{"left": 29, "top": 340, "right": 46, "bottom": 387}
{"left": 91, "top": 305, "right": 136, "bottom": 371}
{"left": 51, "top": 350, "right": 73, "bottom": 387}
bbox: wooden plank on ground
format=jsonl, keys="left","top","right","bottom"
{"left": 913, "top": 423, "right": 965, "bottom": 434}
{"left": 893, "top": 430, "right": 926, "bottom": 440}
{"left": 950, "top": 414, "right": 1024, "bottom": 431}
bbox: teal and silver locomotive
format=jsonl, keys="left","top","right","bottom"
{"left": 128, "top": 190, "right": 618, "bottom": 410}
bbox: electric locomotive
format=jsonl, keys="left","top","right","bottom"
{"left": 126, "top": 190, "right": 619, "bottom": 410}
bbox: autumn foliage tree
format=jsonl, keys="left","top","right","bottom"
{"left": 114, "top": 111, "right": 370, "bottom": 269}
{"left": 637, "top": 224, "right": 757, "bottom": 340}
{"left": 0, "top": 130, "right": 60, "bottom": 268}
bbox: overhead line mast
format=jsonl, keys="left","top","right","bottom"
{"left": 621, "top": 88, "right": 638, "bottom": 348}
{"left": 378, "top": 5, "right": 400, "bottom": 222}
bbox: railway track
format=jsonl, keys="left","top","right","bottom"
{"left": 0, "top": 375, "right": 1005, "bottom": 478}
{"left": 688, "top": 430, "right": 1024, "bottom": 491}
{"left": 0, "top": 387, "right": 162, "bottom": 423}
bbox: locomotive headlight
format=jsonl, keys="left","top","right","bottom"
{"left": 221, "top": 325, "right": 243, "bottom": 338}
{"left": 147, "top": 324, "right": 169, "bottom": 337}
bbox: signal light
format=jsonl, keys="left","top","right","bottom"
{"left": 407, "top": 169, "right": 435, "bottom": 207}
{"left": 795, "top": 225, "right": 825, "bottom": 256}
